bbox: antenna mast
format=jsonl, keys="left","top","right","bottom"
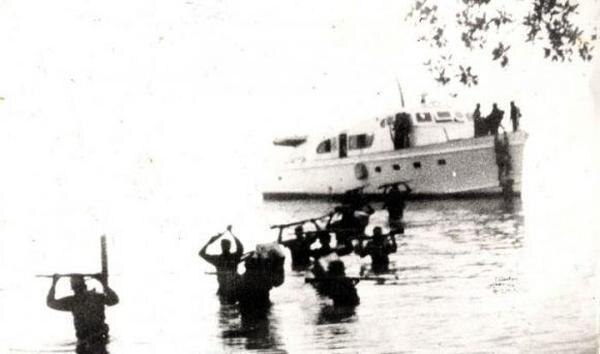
{"left": 395, "top": 77, "right": 405, "bottom": 108}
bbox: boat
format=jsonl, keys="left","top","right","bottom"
{"left": 263, "top": 104, "right": 527, "bottom": 199}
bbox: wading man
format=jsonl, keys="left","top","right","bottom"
{"left": 309, "top": 230, "right": 353, "bottom": 261}
{"left": 277, "top": 224, "right": 316, "bottom": 270}
{"left": 382, "top": 182, "right": 412, "bottom": 227}
{"left": 199, "top": 226, "right": 244, "bottom": 303}
{"left": 328, "top": 206, "right": 365, "bottom": 251}
{"left": 236, "top": 244, "right": 285, "bottom": 320}
{"left": 46, "top": 274, "right": 119, "bottom": 353}
{"left": 357, "top": 226, "right": 398, "bottom": 274}
{"left": 311, "top": 259, "right": 360, "bottom": 307}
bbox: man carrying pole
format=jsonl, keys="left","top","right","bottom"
{"left": 276, "top": 222, "right": 318, "bottom": 271}
{"left": 356, "top": 226, "right": 399, "bottom": 274}
{"left": 45, "top": 236, "right": 119, "bottom": 353}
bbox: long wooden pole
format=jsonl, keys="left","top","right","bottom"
{"left": 35, "top": 273, "right": 99, "bottom": 278}
{"left": 396, "top": 77, "right": 405, "bottom": 108}
{"left": 101, "top": 235, "right": 108, "bottom": 284}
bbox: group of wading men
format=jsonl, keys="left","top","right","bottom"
{"left": 42, "top": 183, "right": 411, "bottom": 353}
{"left": 199, "top": 182, "right": 411, "bottom": 310}
{"left": 41, "top": 103, "right": 523, "bottom": 351}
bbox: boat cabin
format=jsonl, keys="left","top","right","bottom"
{"left": 273, "top": 109, "right": 474, "bottom": 161}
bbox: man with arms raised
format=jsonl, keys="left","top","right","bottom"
{"left": 357, "top": 226, "right": 399, "bottom": 274}
{"left": 47, "top": 273, "right": 119, "bottom": 353}
{"left": 277, "top": 224, "right": 316, "bottom": 270}
{"left": 199, "top": 226, "right": 244, "bottom": 303}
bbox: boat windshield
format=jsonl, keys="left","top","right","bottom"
{"left": 316, "top": 139, "right": 333, "bottom": 154}
{"left": 415, "top": 112, "right": 433, "bottom": 123}
{"left": 435, "top": 111, "right": 453, "bottom": 122}
{"left": 348, "top": 134, "right": 374, "bottom": 150}
{"left": 454, "top": 112, "right": 465, "bottom": 122}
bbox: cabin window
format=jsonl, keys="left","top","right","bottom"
{"left": 316, "top": 139, "right": 332, "bottom": 154}
{"left": 436, "top": 111, "right": 453, "bottom": 122}
{"left": 437, "top": 159, "right": 446, "bottom": 166}
{"left": 415, "top": 112, "right": 433, "bottom": 123}
{"left": 413, "top": 161, "right": 421, "bottom": 169}
{"left": 375, "top": 166, "right": 382, "bottom": 173}
{"left": 348, "top": 134, "right": 374, "bottom": 150}
{"left": 393, "top": 164, "right": 400, "bottom": 170}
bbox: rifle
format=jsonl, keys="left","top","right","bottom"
{"left": 270, "top": 212, "right": 334, "bottom": 230}
{"left": 305, "top": 275, "right": 391, "bottom": 284}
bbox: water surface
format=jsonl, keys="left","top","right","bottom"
{"left": 1, "top": 198, "right": 596, "bottom": 353}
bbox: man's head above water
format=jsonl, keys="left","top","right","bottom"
{"left": 327, "top": 260, "right": 346, "bottom": 277}
{"left": 70, "top": 275, "right": 87, "bottom": 294}
{"left": 317, "top": 231, "right": 331, "bottom": 246}
{"left": 220, "top": 239, "right": 232, "bottom": 254}
{"left": 294, "top": 226, "right": 304, "bottom": 240}
{"left": 373, "top": 227, "right": 384, "bottom": 243}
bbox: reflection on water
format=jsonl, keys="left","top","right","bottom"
{"left": 212, "top": 197, "right": 530, "bottom": 352}
{"left": 316, "top": 304, "right": 357, "bottom": 325}
{"left": 220, "top": 304, "right": 282, "bottom": 352}
{"left": 1, "top": 198, "right": 596, "bottom": 353}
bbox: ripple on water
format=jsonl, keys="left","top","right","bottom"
{"left": 2, "top": 198, "right": 595, "bottom": 353}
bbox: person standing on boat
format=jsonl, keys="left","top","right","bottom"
{"left": 473, "top": 103, "right": 484, "bottom": 137}
{"left": 510, "top": 101, "right": 521, "bottom": 132}
{"left": 46, "top": 273, "right": 119, "bottom": 353}
{"left": 382, "top": 182, "right": 412, "bottom": 228}
{"left": 393, "top": 112, "right": 412, "bottom": 149}
{"left": 486, "top": 103, "right": 504, "bottom": 135}
{"left": 357, "top": 226, "right": 398, "bottom": 274}
{"left": 277, "top": 224, "right": 317, "bottom": 270}
{"left": 199, "top": 227, "right": 244, "bottom": 303}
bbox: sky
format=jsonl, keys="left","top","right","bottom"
{"left": 0, "top": 0, "right": 598, "bottom": 288}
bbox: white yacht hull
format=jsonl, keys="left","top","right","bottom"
{"left": 263, "top": 131, "right": 526, "bottom": 199}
